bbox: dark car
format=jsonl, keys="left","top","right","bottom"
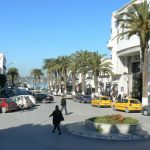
{"left": 74, "top": 94, "right": 92, "bottom": 103}
{"left": 0, "top": 98, "right": 18, "bottom": 113}
{"left": 34, "top": 93, "right": 54, "bottom": 103}
{"left": 142, "top": 105, "right": 150, "bottom": 116}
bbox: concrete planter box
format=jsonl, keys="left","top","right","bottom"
{"left": 84, "top": 119, "right": 141, "bottom": 135}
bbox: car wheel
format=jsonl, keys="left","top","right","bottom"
{"left": 125, "top": 108, "right": 129, "bottom": 113}
{"left": 2, "top": 107, "right": 7, "bottom": 113}
{"left": 42, "top": 99, "right": 46, "bottom": 104}
{"left": 143, "top": 109, "right": 148, "bottom": 116}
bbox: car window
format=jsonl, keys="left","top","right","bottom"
{"left": 84, "top": 96, "right": 91, "bottom": 98}
{"left": 100, "top": 97, "right": 109, "bottom": 100}
{"left": 122, "top": 99, "right": 128, "bottom": 103}
{"left": 24, "top": 96, "right": 30, "bottom": 100}
{"left": 130, "top": 100, "right": 140, "bottom": 104}
{"left": 116, "top": 99, "right": 122, "bottom": 103}
{"left": 0, "top": 100, "right": 2, "bottom": 104}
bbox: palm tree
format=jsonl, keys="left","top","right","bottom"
{"left": 74, "top": 50, "right": 90, "bottom": 94}
{"left": 31, "top": 69, "right": 43, "bottom": 89}
{"left": 68, "top": 54, "right": 80, "bottom": 95}
{"left": 43, "top": 58, "right": 55, "bottom": 91}
{"left": 7, "top": 67, "right": 19, "bottom": 88}
{"left": 89, "top": 52, "right": 113, "bottom": 95}
{"left": 117, "top": 1, "right": 150, "bottom": 102}
{"left": 57, "top": 55, "right": 70, "bottom": 93}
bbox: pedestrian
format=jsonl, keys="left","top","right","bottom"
{"left": 61, "top": 95, "right": 67, "bottom": 115}
{"left": 19, "top": 96, "right": 24, "bottom": 112}
{"left": 118, "top": 94, "right": 122, "bottom": 101}
{"left": 49, "top": 105, "right": 64, "bottom": 135}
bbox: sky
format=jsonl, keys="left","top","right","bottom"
{"left": 0, "top": 0, "right": 130, "bottom": 76}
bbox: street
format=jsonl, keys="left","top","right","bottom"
{"left": 0, "top": 96, "right": 150, "bottom": 150}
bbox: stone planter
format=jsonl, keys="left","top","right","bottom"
{"left": 84, "top": 119, "right": 142, "bottom": 135}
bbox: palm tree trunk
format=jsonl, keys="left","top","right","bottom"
{"left": 54, "top": 73, "right": 58, "bottom": 93}
{"left": 72, "top": 72, "right": 76, "bottom": 95}
{"left": 81, "top": 73, "right": 86, "bottom": 95}
{"left": 58, "top": 73, "right": 62, "bottom": 95}
{"left": 12, "top": 75, "right": 14, "bottom": 88}
{"left": 38, "top": 76, "right": 40, "bottom": 89}
{"left": 50, "top": 73, "right": 54, "bottom": 91}
{"left": 94, "top": 72, "right": 99, "bottom": 96}
{"left": 142, "top": 45, "right": 149, "bottom": 105}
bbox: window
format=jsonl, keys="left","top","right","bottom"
{"left": 132, "top": 62, "right": 140, "bottom": 73}
{"left": 123, "top": 99, "right": 128, "bottom": 103}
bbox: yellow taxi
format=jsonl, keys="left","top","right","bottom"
{"left": 91, "top": 96, "right": 111, "bottom": 107}
{"left": 113, "top": 98, "right": 142, "bottom": 113}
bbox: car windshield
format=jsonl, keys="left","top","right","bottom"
{"left": 100, "top": 97, "right": 109, "bottom": 100}
{"left": 84, "top": 96, "right": 91, "bottom": 98}
{"left": 130, "top": 100, "right": 140, "bottom": 104}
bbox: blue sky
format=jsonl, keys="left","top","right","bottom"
{"left": 0, "top": 0, "right": 130, "bottom": 76}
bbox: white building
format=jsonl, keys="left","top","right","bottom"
{"left": 0, "top": 53, "right": 6, "bottom": 74}
{"left": 107, "top": 0, "right": 150, "bottom": 105}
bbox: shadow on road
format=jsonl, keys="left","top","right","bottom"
{"left": 67, "top": 112, "right": 73, "bottom": 115}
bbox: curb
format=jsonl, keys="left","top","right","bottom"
{"left": 66, "top": 122, "right": 149, "bottom": 141}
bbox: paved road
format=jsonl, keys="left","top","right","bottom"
{"left": 0, "top": 96, "right": 150, "bottom": 150}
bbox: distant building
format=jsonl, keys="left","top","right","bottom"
{"left": 107, "top": 0, "right": 150, "bottom": 105}
{"left": 0, "top": 53, "right": 6, "bottom": 74}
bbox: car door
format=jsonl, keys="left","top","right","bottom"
{"left": 122, "top": 99, "right": 128, "bottom": 111}
{"left": 115, "top": 99, "right": 121, "bottom": 110}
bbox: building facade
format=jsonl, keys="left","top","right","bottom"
{"left": 107, "top": 0, "right": 150, "bottom": 105}
{"left": 0, "top": 53, "right": 6, "bottom": 74}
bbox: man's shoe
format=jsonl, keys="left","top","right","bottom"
{"left": 58, "top": 132, "right": 61, "bottom": 135}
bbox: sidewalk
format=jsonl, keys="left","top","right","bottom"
{"left": 66, "top": 121, "right": 149, "bottom": 141}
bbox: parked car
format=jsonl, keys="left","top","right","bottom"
{"left": 91, "top": 96, "right": 111, "bottom": 107}
{"left": 141, "top": 105, "right": 150, "bottom": 116}
{"left": 53, "top": 91, "right": 61, "bottom": 96}
{"left": 74, "top": 94, "right": 92, "bottom": 103}
{"left": 113, "top": 98, "right": 142, "bottom": 113}
{"left": 34, "top": 93, "right": 54, "bottom": 103}
{"left": 18, "top": 95, "right": 36, "bottom": 105}
{"left": 11, "top": 95, "right": 33, "bottom": 109}
{"left": 0, "top": 98, "right": 18, "bottom": 113}
{"left": 65, "top": 92, "right": 73, "bottom": 99}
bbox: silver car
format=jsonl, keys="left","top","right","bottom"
{"left": 11, "top": 95, "right": 33, "bottom": 109}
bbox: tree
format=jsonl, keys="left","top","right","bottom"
{"left": 68, "top": 54, "right": 79, "bottom": 95}
{"left": 43, "top": 58, "right": 55, "bottom": 90}
{"left": 89, "top": 52, "right": 113, "bottom": 95}
{"left": 31, "top": 69, "right": 43, "bottom": 89}
{"left": 7, "top": 67, "right": 19, "bottom": 88}
{"left": 117, "top": 1, "right": 150, "bottom": 102}
{"left": 57, "top": 55, "right": 70, "bottom": 93}
{"left": 73, "top": 50, "right": 90, "bottom": 94}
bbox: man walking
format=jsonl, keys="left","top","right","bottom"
{"left": 61, "top": 95, "right": 67, "bottom": 115}
{"left": 49, "top": 105, "right": 64, "bottom": 135}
